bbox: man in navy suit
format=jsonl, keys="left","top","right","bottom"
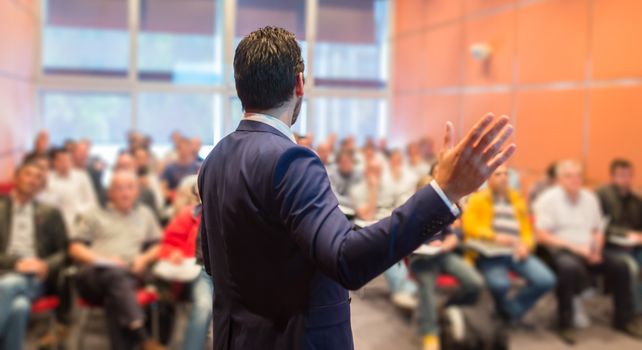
{"left": 198, "top": 27, "right": 516, "bottom": 350}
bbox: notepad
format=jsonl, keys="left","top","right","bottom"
{"left": 413, "top": 245, "right": 442, "bottom": 256}
{"left": 465, "top": 239, "right": 514, "bottom": 257}
{"left": 153, "top": 258, "right": 202, "bottom": 282}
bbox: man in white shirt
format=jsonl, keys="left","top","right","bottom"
{"left": 351, "top": 156, "right": 419, "bottom": 309}
{"left": 407, "top": 141, "right": 431, "bottom": 180}
{"left": 40, "top": 147, "right": 98, "bottom": 232}
{"left": 327, "top": 149, "right": 361, "bottom": 210}
{"left": 534, "top": 160, "right": 642, "bottom": 343}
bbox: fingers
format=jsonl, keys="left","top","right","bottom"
{"left": 482, "top": 124, "right": 514, "bottom": 161}
{"left": 462, "top": 113, "right": 495, "bottom": 149}
{"left": 473, "top": 115, "right": 510, "bottom": 152}
{"left": 443, "top": 121, "right": 455, "bottom": 149}
{"left": 487, "top": 144, "right": 517, "bottom": 171}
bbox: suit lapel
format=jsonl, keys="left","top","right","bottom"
{"left": 0, "top": 198, "right": 12, "bottom": 253}
{"left": 33, "top": 202, "right": 46, "bottom": 256}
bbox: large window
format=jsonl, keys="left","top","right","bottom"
{"left": 138, "top": 92, "right": 219, "bottom": 144}
{"left": 41, "top": 91, "right": 131, "bottom": 144}
{"left": 38, "top": 0, "right": 390, "bottom": 156}
{"left": 138, "top": 0, "right": 224, "bottom": 84}
{"left": 42, "top": 0, "right": 130, "bottom": 76}
{"left": 310, "top": 97, "right": 387, "bottom": 145}
{"left": 314, "top": 0, "right": 389, "bottom": 88}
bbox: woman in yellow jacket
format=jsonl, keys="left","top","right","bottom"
{"left": 462, "top": 166, "right": 555, "bottom": 326}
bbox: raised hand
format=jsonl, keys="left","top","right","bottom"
{"left": 435, "top": 113, "right": 516, "bottom": 203}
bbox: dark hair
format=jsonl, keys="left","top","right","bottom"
{"left": 429, "top": 162, "right": 439, "bottom": 177}
{"left": 610, "top": 158, "right": 633, "bottom": 174}
{"left": 234, "top": 27, "right": 304, "bottom": 111}
{"left": 22, "top": 151, "right": 46, "bottom": 165}
{"left": 48, "top": 147, "right": 69, "bottom": 161}
{"left": 546, "top": 161, "right": 558, "bottom": 180}
{"left": 15, "top": 158, "right": 42, "bottom": 175}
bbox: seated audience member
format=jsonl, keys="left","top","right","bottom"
{"left": 22, "top": 152, "right": 50, "bottom": 177}
{"left": 73, "top": 139, "right": 107, "bottom": 207}
{"left": 316, "top": 142, "right": 332, "bottom": 167}
{"left": 528, "top": 161, "right": 558, "bottom": 206}
{"left": 171, "top": 175, "right": 199, "bottom": 219}
{"left": 351, "top": 158, "right": 417, "bottom": 308}
{"left": 40, "top": 147, "right": 98, "bottom": 231}
{"left": 327, "top": 149, "right": 362, "bottom": 210}
{"left": 159, "top": 187, "right": 213, "bottom": 350}
{"left": 410, "top": 175, "right": 483, "bottom": 350}
{"left": 597, "top": 159, "right": 642, "bottom": 319}
{"left": 115, "top": 152, "right": 161, "bottom": 221}
{"left": 0, "top": 160, "right": 69, "bottom": 349}
{"left": 463, "top": 166, "right": 555, "bottom": 326}
{"left": 127, "top": 130, "right": 146, "bottom": 154}
{"left": 418, "top": 136, "right": 437, "bottom": 166}
{"left": 69, "top": 170, "right": 164, "bottom": 350}
{"left": 407, "top": 141, "right": 431, "bottom": 179}
{"left": 133, "top": 146, "right": 164, "bottom": 211}
{"left": 190, "top": 137, "right": 204, "bottom": 162}
{"left": 296, "top": 133, "right": 314, "bottom": 149}
{"left": 534, "top": 160, "right": 642, "bottom": 343}
{"left": 33, "top": 130, "right": 50, "bottom": 156}
{"left": 381, "top": 149, "right": 418, "bottom": 207}
{"left": 161, "top": 137, "right": 200, "bottom": 200}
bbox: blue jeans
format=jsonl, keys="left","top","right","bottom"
{"left": 383, "top": 262, "right": 417, "bottom": 295}
{"left": 409, "top": 253, "right": 484, "bottom": 335}
{"left": 183, "top": 268, "right": 214, "bottom": 350}
{"left": 477, "top": 255, "right": 555, "bottom": 321}
{"left": 0, "top": 273, "right": 44, "bottom": 350}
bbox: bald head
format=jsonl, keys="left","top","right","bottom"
{"left": 109, "top": 170, "right": 139, "bottom": 212}
{"left": 115, "top": 152, "right": 137, "bottom": 172}
{"left": 556, "top": 160, "right": 583, "bottom": 195}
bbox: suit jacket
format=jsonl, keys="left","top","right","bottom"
{"left": 597, "top": 184, "right": 642, "bottom": 239}
{"left": 0, "top": 195, "right": 69, "bottom": 289}
{"left": 198, "top": 120, "right": 456, "bottom": 350}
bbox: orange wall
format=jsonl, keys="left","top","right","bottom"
{"left": 391, "top": 0, "right": 642, "bottom": 188}
{"left": 0, "top": 0, "right": 38, "bottom": 182}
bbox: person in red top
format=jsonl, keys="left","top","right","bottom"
{"left": 158, "top": 185, "right": 213, "bottom": 350}
{"left": 159, "top": 205, "right": 201, "bottom": 262}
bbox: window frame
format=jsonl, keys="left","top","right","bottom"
{"left": 35, "top": 0, "right": 393, "bottom": 146}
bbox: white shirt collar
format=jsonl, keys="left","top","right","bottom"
{"left": 243, "top": 113, "right": 297, "bottom": 144}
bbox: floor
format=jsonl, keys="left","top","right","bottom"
{"left": 27, "top": 275, "right": 642, "bottom": 350}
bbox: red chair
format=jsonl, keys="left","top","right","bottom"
{"left": 31, "top": 296, "right": 61, "bottom": 348}
{"left": 75, "top": 288, "right": 160, "bottom": 348}
{"left": 31, "top": 296, "right": 60, "bottom": 313}
{"left": 0, "top": 183, "right": 14, "bottom": 195}
{"left": 436, "top": 274, "right": 460, "bottom": 288}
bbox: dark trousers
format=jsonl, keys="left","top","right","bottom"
{"left": 550, "top": 250, "right": 633, "bottom": 329}
{"left": 75, "top": 266, "right": 145, "bottom": 350}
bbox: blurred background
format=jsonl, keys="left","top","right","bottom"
{"left": 1, "top": 1, "right": 642, "bottom": 350}
{"left": 1, "top": 0, "right": 641, "bottom": 188}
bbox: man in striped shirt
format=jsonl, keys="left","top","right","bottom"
{"left": 463, "top": 166, "right": 555, "bottom": 327}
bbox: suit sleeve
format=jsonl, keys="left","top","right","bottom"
{"left": 273, "top": 147, "right": 456, "bottom": 290}
{"left": 200, "top": 220, "right": 211, "bottom": 276}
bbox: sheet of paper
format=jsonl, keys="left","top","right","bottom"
{"left": 413, "top": 245, "right": 442, "bottom": 256}
{"left": 465, "top": 239, "right": 514, "bottom": 257}
{"left": 153, "top": 258, "right": 201, "bottom": 282}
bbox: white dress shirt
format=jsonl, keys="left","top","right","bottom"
{"left": 39, "top": 169, "right": 98, "bottom": 232}
{"left": 7, "top": 198, "right": 36, "bottom": 258}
